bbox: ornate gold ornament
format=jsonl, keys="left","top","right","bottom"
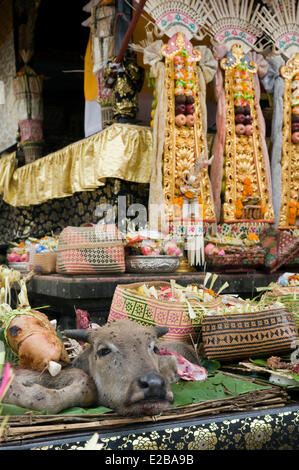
{"left": 221, "top": 44, "right": 274, "bottom": 223}
{"left": 278, "top": 52, "right": 299, "bottom": 229}
{"left": 221, "top": 44, "right": 258, "bottom": 73}
{"left": 162, "top": 32, "right": 216, "bottom": 222}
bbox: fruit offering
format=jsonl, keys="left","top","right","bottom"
{"left": 291, "top": 74, "right": 299, "bottom": 145}
{"left": 125, "top": 232, "right": 182, "bottom": 258}
{"left": 172, "top": 49, "right": 196, "bottom": 128}
{"left": 233, "top": 64, "right": 254, "bottom": 136}
{"left": 7, "top": 241, "right": 30, "bottom": 263}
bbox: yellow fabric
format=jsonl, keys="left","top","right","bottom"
{"left": 0, "top": 152, "right": 17, "bottom": 196}
{"left": 84, "top": 34, "right": 99, "bottom": 102}
{"left": 0, "top": 124, "right": 153, "bottom": 207}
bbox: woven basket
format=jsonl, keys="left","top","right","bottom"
{"left": 108, "top": 281, "right": 223, "bottom": 343}
{"left": 57, "top": 224, "right": 125, "bottom": 274}
{"left": 32, "top": 252, "right": 57, "bottom": 274}
{"left": 202, "top": 308, "right": 299, "bottom": 362}
{"left": 206, "top": 247, "right": 265, "bottom": 272}
{"left": 263, "top": 286, "right": 299, "bottom": 331}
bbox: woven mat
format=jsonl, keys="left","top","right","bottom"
{"left": 0, "top": 372, "right": 289, "bottom": 443}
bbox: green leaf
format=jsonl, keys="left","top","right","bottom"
{"left": 0, "top": 403, "right": 41, "bottom": 416}
{"left": 59, "top": 406, "right": 112, "bottom": 415}
{"left": 249, "top": 358, "right": 268, "bottom": 367}
{"left": 171, "top": 372, "right": 270, "bottom": 407}
{"left": 171, "top": 380, "right": 226, "bottom": 407}
{"left": 211, "top": 373, "right": 269, "bottom": 395}
{"left": 284, "top": 372, "right": 299, "bottom": 382}
{"left": 200, "top": 359, "right": 221, "bottom": 375}
{"left": 58, "top": 406, "right": 88, "bottom": 415}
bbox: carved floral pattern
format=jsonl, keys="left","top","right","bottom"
{"left": 221, "top": 45, "right": 274, "bottom": 223}
{"left": 279, "top": 53, "right": 299, "bottom": 229}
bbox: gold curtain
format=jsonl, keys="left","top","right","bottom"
{"left": 0, "top": 124, "right": 153, "bottom": 207}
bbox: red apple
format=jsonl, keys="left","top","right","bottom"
{"left": 292, "top": 122, "right": 299, "bottom": 132}
{"left": 175, "top": 114, "right": 187, "bottom": 127}
{"left": 175, "top": 104, "right": 186, "bottom": 115}
{"left": 244, "top": 115, "right": 253, "bottom": 125}
{"left": 235, "top": 114, "right": 246, "bottom": 123}
{"left": 186, "top": 104, "right": 195, "bottom": 114}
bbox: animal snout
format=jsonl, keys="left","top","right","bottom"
{"left": 137, "top": 371, "right": 166, "bottom": 399}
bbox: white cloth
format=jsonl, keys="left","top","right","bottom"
{"left": 84, "top": 99, "right": 102, "bottom": 137}
{"left": 0, "top": 31, "right": 18, "bottom": 152}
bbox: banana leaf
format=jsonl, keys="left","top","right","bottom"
{"left": 0, "top": 403, "right": 42, "bottom": 416}
{"left": 171, "top": 372, "right": 270, "bottom": 407}
{"left": 59, "top": 406, "right": 112, "bottom": 415}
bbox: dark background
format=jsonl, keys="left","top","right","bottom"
{"left": 15, "top": 0, "right": 90, "bottom": 156}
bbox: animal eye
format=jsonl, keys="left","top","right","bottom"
{"left": 153, "top": 345, "right": 159, "bottom": 354}
{"left": 97, "top": 348, "right": 111, "bottom": 358}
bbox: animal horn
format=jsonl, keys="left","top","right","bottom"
{"left": 63, "top": 329, "right": 91, "bottom": 342}
{"left": 155, "top": 326, "right": 169, "bottom": 338}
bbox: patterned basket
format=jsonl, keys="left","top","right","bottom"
{"left": 108, "top": 281, "right": 223, "bottom": 342}
{"left": 259, "top": 228, "right": 299, "bottom": 273}
{"left": 57, "top": 224, "right": 125, "bottom": 274}
{"left": 206, "top": 246, "right": 265, "bottom": 272}
{"left": 202, "top": 308, "right": 299, "bottom": 362}
{"left": 263, "top": 286, "right": 299, "bottom": 332}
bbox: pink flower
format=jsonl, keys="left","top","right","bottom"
{"left": 141, "top": 246, "right": 151, "bottom": 256}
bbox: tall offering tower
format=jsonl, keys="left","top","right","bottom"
{"left": 133, "top": 0, "right": 218, "bottom": 265}
{"left": 257, "top": 0, "right": 299, "bottom": 230}
{"left": 205, "top": 0, "right": 275, "bottom": 228}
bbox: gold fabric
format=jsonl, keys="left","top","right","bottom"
{"left": 0, "top": 152, "right": 17, "bottom": 195}
{"left": 84, "top": 33, "right": 98, "bottom": 102}
{"left": 0, "top": 124, "right": 153, "bottom": 207}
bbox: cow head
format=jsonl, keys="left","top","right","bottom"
{"left": 64, "top": 319, "right": 177, "bottom": 417}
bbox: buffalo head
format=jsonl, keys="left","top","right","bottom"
{"left": 64, "top": 319, "right": 177, "bottom": 417}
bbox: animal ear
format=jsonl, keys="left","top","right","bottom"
{"left": 63, "top": 329, "right": 91, "bottom": 343}
{"left": 155, "top": 326, "right": 168, "bottom": 338}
